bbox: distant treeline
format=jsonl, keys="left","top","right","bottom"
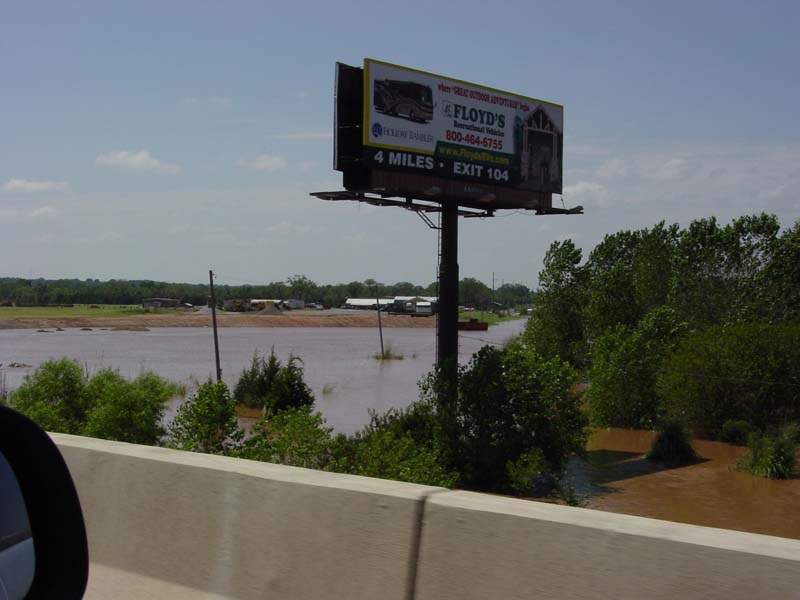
{"left": 0, "top": 274, "right": 533, "bottom": 308}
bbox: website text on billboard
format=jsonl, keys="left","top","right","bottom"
{"left": 362, "top": 59, "right": 563, "bottom": 195}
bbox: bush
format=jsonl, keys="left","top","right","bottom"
{"left": 506, "top": 449, "right": 554, "bottom": 497}
{"left": 645, "top": 421, "right": 697, "bottom": 465}
{"left": 736, "top": 428, "right": 797, "bottom": 479}
{"left": 233, "top": 350, "right": 314, "bottom": 413}
{"left": 422, "top": 341, "right": 587, "bottom": 491}
{"left": 168, "top": 381, "right": 243, "bottom": 454}
{"left": 331, "top": 429, "right": 457, "bottom": 488}
{"left": 657, "top": 322, "right": 800, "bottom": 437}
{"left": 720, "top": 420, "right": 752, "bottom": 445}
{"left": 239, "top": 406, "right": 333, "bottom": 470}
{"left": 587, "top": 307, "right": 685, "bottom": 429}
{"left": 10, "top": 358, "right": 89, "bottom": 433}
{"left": 82, "top": 370, "right": 174, "bottom": 445}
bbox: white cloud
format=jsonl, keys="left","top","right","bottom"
{"left": 595, "top": 158, "right": 628, "bottom": 181}
{"left": 95, "top": 150, "right": 181, "bottom": 174}
{"left": 3, "top": 179, "right": 69, "bottom": 193}
{"left": 28, "top": 206, "right": 58, "bottom": 220}
{"left": 562, "top": 181, "right": 610, "bottom": 207}
{"left": 650, "top": 158, "right": 689, "bottom": 181}
{"left": 238, "top": 154, "right": 289, "bottom": 172}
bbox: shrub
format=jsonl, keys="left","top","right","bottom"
{"left": 10, "top": 358, "right": 89, "bottom": 434}
{"left": 422, "top": 341, "right": 587, "bottom": 491}
{"left": 645, "top": 421, "right": 697, "bottom": 465}
{"left": 657, "top": 322, "right": 800, "bottom": 437}
{"left": 720, "top": 420, "right": 752, "bottom": 445}
{"left": 506, "top": 449, "right": 554, "bottom": 497}
{"left": 239, "top": 406, "right": 333, "bottom": 470}
{"left": 587, "top": 307, "right": 685, "bottom": 429}
{"left": 736, "top": 428, "right": 797, "bottom": 479}
{"left": 330, "top": 401, "right": 456, "bottom": 487}
{"left": 168, "top": 381, "right": 243, "bottom": 454}
{"left": 233, "top": 350, "right": 314, "bottom": 413}
{"left": 234, "top": 351, "right": 281, "bottom": 408}
{"left": 83, "top": 369, "right": 173, "bottom": 445}
{"left": 331, "top": 429, "right": 457, "bottom": 488}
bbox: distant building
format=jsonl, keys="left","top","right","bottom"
{"left": 141, "top": 298, "right": 180, "bottom": 309}
{"left": 392, "top": 296, "right": 437, "bottom": 314}
{"left": 344, "top": 298, "right": 395, "bottom": 310}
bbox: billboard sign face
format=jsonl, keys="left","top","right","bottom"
{"left": 362, "top": 59, "right": 563, "bottom": 194}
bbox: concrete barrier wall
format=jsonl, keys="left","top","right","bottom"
{"left": 52, "top": 434, "right": 439, "bottom": 600}
{"left": 52, "top": 434, "right": 800, "bottom": 599}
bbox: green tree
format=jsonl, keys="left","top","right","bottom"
{"left": 233, "top": 350, "right": 314, "bottom": 413}
{"left": 83, "top": 369, "right": 173, "bottom": 445}
{"left": 168, "top": 381, "right": 243, "bottom": 454}
{"left": 10, "top": 358, "right": 89, "bottom": 434}
{"left": 657, "top": 322, "right": 800, "bottom": 437}
{"left": 423, "top": 341, "right": 587, "bottom": 491}
{"left": 239, "top": 406, "right": 333, "bottom": 470}
{"left": 583, "top": 222, "right": 679, "bottom": 337}
{"left": 459, "top": 277, "right": 492, "bottom": 307}
{"left": 525, "top": 240, "right": 587, "bottom": 366}
{"left": 587, "top": 307, "right": 686, "bottom": 429}
{"left": 668, "top": 214, "right": 780, "bottom": 327}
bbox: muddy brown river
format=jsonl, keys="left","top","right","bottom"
{"left": 571, "top": 428, "right": 800, "bottom": 539}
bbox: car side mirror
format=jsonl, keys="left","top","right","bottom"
{"left": 0, "top": 405, "right": 89, "bottom": 599}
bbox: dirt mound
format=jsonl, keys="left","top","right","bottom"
{"left": 256, "top": 304, "right": 283, "bottom": 315}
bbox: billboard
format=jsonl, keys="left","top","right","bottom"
{"left": 362, "top": 59, "right": 563, "bottom": 195}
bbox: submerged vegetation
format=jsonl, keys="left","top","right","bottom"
{"left": 372, "top": 342, "right": 404, "bottom": 361}
{"left": 645, "top": 422, "right": 697, "bottom": 465}
{"left": 736, "top": 427, "right": 797, "bottom": 479}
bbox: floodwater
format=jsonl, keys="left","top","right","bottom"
{"left": 0, "top": 320, "right": 525, "bottom": 434}
{"left": 5, "top": 321, "right": 800, "bottom": 539}
{"left": 570, "top": 428, "right": 800, "bottom": 539}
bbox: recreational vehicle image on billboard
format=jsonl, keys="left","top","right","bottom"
{"left": 373, "top": 79, "right": 434, "bottom": 123}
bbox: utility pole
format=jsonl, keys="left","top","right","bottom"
{"left": 436, "top": 200, "right": 459, "bottom": 383}
{"left": 375, "top": 288, "right": 384, "bottom": 358}
{"left": 209, "top": 270, "right": 222, "bottom": 382}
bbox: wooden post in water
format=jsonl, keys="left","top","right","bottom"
{"left": 376, "top": 292, "right": 384, "bottom": 358}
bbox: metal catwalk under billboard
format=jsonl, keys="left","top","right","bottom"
{"left": 362, "top": 59, "right": 564, "bottom": 195}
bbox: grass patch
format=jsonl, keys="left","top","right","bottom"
{"left": 0, "top": 304, "right": 156, "bottom": 319}
{"left": 373, "top": 342, "right": 404, "bottom": 361}
{"left": 736, "top": 427, "right": 797, "bottom": 479}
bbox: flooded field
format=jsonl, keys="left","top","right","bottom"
{"left": 5, "top": 321, "right": 799, "bottom": 539}
{"left": 571, "top": 428, "right": 800, "bottom": 539}
{"left": 0, "top": 320, "right": 525, "bottom": 434}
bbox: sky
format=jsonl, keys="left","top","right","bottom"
{"left": 2, "top": 1, "right": 799, "bottom": 289}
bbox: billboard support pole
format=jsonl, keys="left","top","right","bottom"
{"left": 437, "top": 199, "right": 459, "bottom": 393}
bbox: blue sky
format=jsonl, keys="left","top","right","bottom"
{"left": 2, "top": 1, "right": 799, "bottom": 287}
